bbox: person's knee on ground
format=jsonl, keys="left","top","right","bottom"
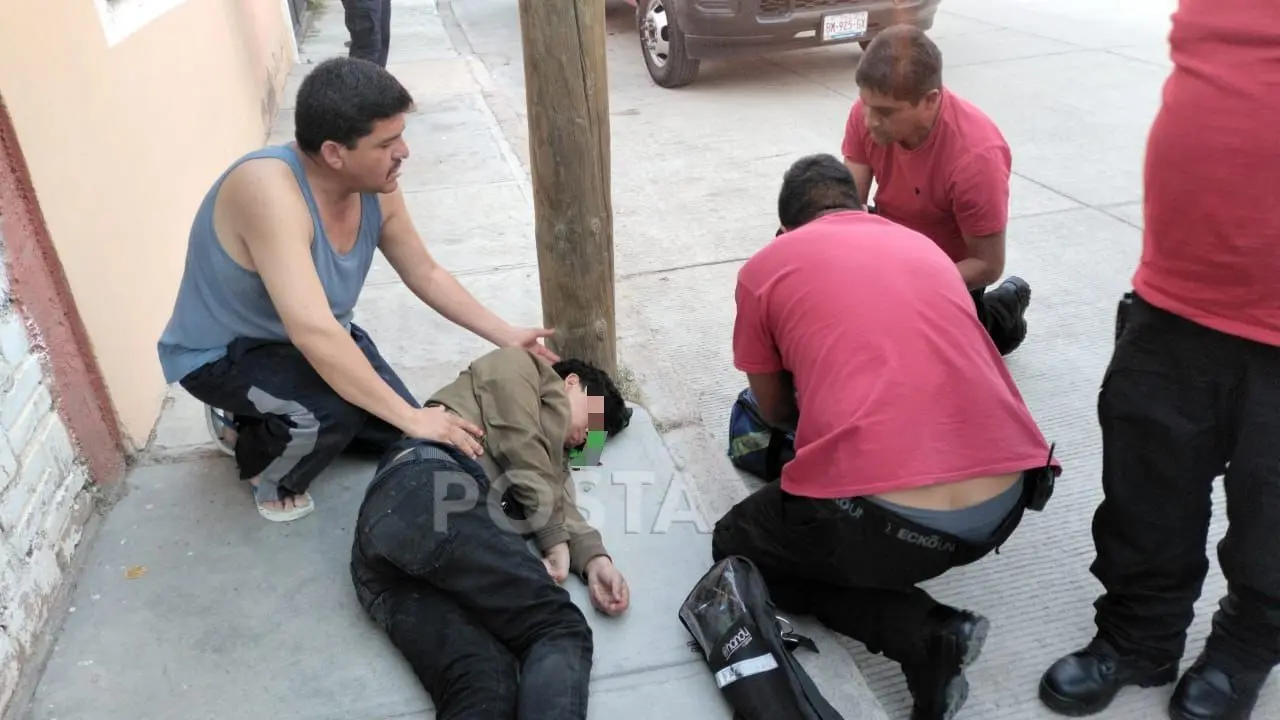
{"left": 239, "top": 397, "right": 369, "bottom": 512}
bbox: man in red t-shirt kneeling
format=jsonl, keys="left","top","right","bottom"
{"left": 842, "top": 25, "right": 1030, "bottom": 356}
{"left": 712, "top": 154, "right": 1061, "bottom": 720}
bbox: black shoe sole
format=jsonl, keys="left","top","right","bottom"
{"left": 915, "top": 614, "right": 990, "bottom": 720}
{"left": 1167, "top": 703, "right": 1255, "bottom": 720}
{"left": 1038, "top": 666, "right": 1179, "bottom": 717}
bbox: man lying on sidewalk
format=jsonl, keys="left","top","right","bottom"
{"left": 350, "top": 349, "right": 632, "bottom": 717}
{"left": 427, "top": 347, "right": 634, "bottom": 587}
{"left": 712, "top": 154, "right": 1060, "bottom": 720}
{"left": 156, "top": 57, "right": 557, "bottom": 523}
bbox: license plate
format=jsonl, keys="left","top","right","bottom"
{"left": 821, "top": 11, "right": 869, "bottom": 42}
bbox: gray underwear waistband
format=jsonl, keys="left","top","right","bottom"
{"left": 865, "top": 475, "right": 1025, "bottom": 543}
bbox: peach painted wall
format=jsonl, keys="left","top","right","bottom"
{"left": 0, "top": 0, "right": 296, "bottom": 449}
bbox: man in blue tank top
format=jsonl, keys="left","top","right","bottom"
{"left": 157, "top": 57, "right": 558, "bottom": 523}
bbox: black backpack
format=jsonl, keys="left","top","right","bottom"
{"left": 678, "top": 556, "right": 846, "bottom": 720}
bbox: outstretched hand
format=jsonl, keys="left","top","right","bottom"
{"left": 504, "top": 327, "right": 560, "bottom": 363}
{"left": 585, "top": 556, "right": 630, "bottom": 617}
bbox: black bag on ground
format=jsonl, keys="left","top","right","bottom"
{"left": 678, "top": 556, "right": 846, "bottom": 720}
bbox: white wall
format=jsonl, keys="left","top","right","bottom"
{"left": 0, "top": 231, "right": 91, "bottom": 715}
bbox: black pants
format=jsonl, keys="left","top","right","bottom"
{"left": 711, "top": 479, "right": 1030, "bottom": 667}
{"left": 179, "top": 323, "right": 417, "bottom": 502}
{"left": 351, "top": 441, "right": 593, "bottom": 719}
{"left": 1090, "top": 292, "right": 1280, "bottom": 673}
{"left": 342, "top": 0, "right": 392, "bottom": 67}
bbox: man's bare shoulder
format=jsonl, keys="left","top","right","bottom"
{"left": 221, "top": 156, "right": 305, "bottom": 207}
{"left": 218, "top": 157, "right": 309, "bottom": 226}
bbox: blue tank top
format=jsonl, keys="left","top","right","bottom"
{"left": 156, "top": 145, "right": 382, "bottom": 384}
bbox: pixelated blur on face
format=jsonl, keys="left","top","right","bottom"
{"left": 587, "top": 395, "right": 605, "bottom": 431}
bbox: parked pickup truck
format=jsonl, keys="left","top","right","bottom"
{"left": 626, "top": 0, "right": 943, "bottom": 88}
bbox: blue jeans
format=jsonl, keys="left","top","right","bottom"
{"left": 351, "top": 441, "right": 594, "bottom": 719}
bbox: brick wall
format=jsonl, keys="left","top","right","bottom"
{"left": 0, "top": 231, "right": 91, "bottom": 714}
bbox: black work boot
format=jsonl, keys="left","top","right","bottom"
{"left": 904, "top": 607, "right": 990, "bottom": 720}
{"left": 1168, "top": 652, "right": 1270, "bottom": 720}
{"left": 984, "top": 276, "right": 1032, "bottom": 355}
{"left": 1039, "top": 637, "right": 1179, "bottom": 716}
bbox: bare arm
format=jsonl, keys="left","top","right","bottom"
{"left": 746, "top": 371, "right": 798, "bottom": 432}
{"left": 844, "top": 159, "right": 874, "bottom": 207}
{"left": 223, "top": 161, "right": 420, "bottom": 433}
{"left": 377, "top": 189, "right": 523, "bottom": 348}
{"left": 957, "top": 230, "right": 1007, "bottom": 289}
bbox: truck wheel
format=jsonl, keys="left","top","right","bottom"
{"left": 638, "top": 0, "right": 700, "bottom": 88}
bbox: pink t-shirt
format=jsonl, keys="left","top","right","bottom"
{"left": 1133, "top": 0, "right": 1280, "bottom": 346}
{"left": 842, "top": 89, "right": 1012, "bottom": 263}
{"left": 733, "top": 211, "right": 1059, "bottom": 499}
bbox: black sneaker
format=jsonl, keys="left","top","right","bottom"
{"left": 1169, "top": 652, "right": 1269, "bottom": 720}
{"left": 1039, "top": 637, "right": 1178, "bottom": 716}
{"left": 904, "top": 608, "right": 991, "bottom": 720}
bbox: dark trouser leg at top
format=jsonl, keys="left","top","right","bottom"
{"left": 973, "top": 277, "right": 1032, "bottom": 356}
{"left": 1040, "top": 293, "right": 1280, "bottom": 718}
{"left": 342, "top": 0, "right": 392, "bottom": 67}
{"left": 179, "top": 323, "right": 417, "bottom": 503}
{"left": 712, "top": 481, "right": 1025, "bottom": 720}
{"left": 352, "top": 448, "right": 593, "bottom": 720}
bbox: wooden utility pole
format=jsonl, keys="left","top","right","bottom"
{"left": 516, "top": 0, "right": 617, "bottom": 378}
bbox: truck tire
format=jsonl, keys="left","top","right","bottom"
{"left": 638, "top": 0, "right": 700, "bottom": 88}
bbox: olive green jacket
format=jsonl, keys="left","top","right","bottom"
{"left": 428, "top": 347, "right": 609, "bottom": 576}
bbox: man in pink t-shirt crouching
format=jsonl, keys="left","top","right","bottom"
{"left": 842, "top": 25, "right": 1031, "bottom": 356}
{"left": 711, "top": 154, "right": 1061, "bottom": 720}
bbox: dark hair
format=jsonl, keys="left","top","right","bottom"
{"left": 854, "top": 25, "right": 942, "bottom": 104}
{"left": 294, "top": 57, "right": 415, "bottom": 154}
{"left": 777, "top": 154, "right": 863, "bottom": 229}
{"left": 553, "top": 358, "right": 633, "bottom": 436}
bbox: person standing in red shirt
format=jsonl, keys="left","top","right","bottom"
{"left": 712, "top": 154, "right": 1061, "bottom": 720}
{"left": 1038, "top": 2, "right": 1280, "bottom": 718}
{"left": 842, "top": 25, "right": 1031, "bottom": 356}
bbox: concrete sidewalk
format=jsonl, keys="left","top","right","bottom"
{"left": 21, "top": 2, "right": 887, "bottom": 718}
{"left": 442, "top": 0, "right": 1280, "bottom": 718}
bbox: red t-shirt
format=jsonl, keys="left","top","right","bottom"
{"left": 1132, "top": 0, "right": 1280, "bottom": 346}
{"left": 842, "top": 89, "right": 1012, "bottom": 263}
{"left": 733, "top": 211, "right": 1059, "bottom": 499}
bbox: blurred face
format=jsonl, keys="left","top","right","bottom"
{"left": 564, "top": 374, "right": 606, "bottom": 448}
{"left": 858, "top": 87, "right": 941, "bottom": 148}
{"left": 321, "top": 115, "right": 410, "bottom": 193}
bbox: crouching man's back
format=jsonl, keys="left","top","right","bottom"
{"left": 712, "top": 153, "right": 1061, "bottom": 720}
